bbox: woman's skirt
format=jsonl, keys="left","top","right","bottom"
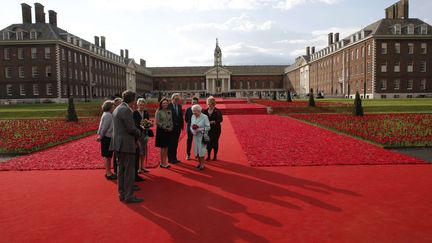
{"left": 155, "top": 127, "right": 172, "bottom": 148}
{"left": 101, "top": 136, "right": 113, "bottom": 158}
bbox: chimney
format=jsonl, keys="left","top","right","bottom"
{"left": 385, "top": 0, "right": 409, "bottom": 19}
{"left": 48, "top": 10, "right": 57, "bottom": 27}
{"left": 311, "top": 46, "right": 315, "bottom": 54}
{"left": 125, "top": 49, "right": 129, "bottom": 59}
{"left": 120, "top": 49, "right": 124, "bottom": 58}
{"left": 334, "top": 33, "right": 340, "bottom": 42}
{"left": 140, "top": 59, "right": 146, "bottom": 67}
{"left": 101, "top": 36, "right": 106, "bottom": 49}
{"left": 306, "top": 47, "right": 310, "bottom": 56}
{"left": 94, "top": 36, "right": 100, "bottom": 47}
{"left": 21, "top": 3, "right": 32, "bottom": 24}
{"left": 328, "top": 32, "right": 333, "bottom": 46}
{"left": 34, "top": 3, "right": 45, "bottom": 23}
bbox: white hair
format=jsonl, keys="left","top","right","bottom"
{"left": 191, "top": 104, "right": 202, "bottom": 112}
{"left": 136, "top": 98, "right": 146, "bottom": 105}
{"left": 171, "top": 93, "right": 181, "bottom": 100}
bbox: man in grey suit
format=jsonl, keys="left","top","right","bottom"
{"left": 110, "top": 90, "right": 143, "bottom": 203}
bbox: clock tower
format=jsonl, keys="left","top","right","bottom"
{"left": 214, "top": 38, "right": 222, "bottom": 67}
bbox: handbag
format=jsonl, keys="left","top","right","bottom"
{"left": 202, "top": 127, "right": 210, "bottom": 145}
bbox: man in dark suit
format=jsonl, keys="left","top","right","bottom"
{"left": 110, "top": 90, "right": 143, "bottom": 203}
{"left": 184, "top": 97, "right": 198, "bottom": 160}
{"left": 167, "top": 93, "right": 184, "bottom": 164}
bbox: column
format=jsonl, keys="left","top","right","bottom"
{"left": 221, "top": 78, "right": 225, "bottom": 92}
{"left": 212, "top": 79, "right": 216, "bottom": 93}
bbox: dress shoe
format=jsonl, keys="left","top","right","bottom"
{"left": 169, "top": 160, "right": 180, "bottom": 164}
{"left": 199, "top": 165, "right": 205, "bottom": 171}
{"left": 105, "top": 174, "right": 117, "bottom": 180}
{"left": 135, "top": 176, "right": 145, "bottom": 182}
{"left": 119, "top": 196, "right": 125, "bottom": 201}
{"left": 186, "top": 155, "right": 190, "bottom": 160}
{"left": 133, "top": 185, "right": 140, "bottom": 191}
{"left": 212, "top": 156, "right": 217, "bottom": 161}
{"left": 205, "top": 157, "right": 211, "bottom": 161}
{"left": 124, "top": 197, "right": 144, "bottom": 204}
{"left": 160, "top": 164, "right": 171, "bottom": 169}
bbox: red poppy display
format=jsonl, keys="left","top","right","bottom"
{"left": 229, "top": 115, "right": 426, "bottom": 167}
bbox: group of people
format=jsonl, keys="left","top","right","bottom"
{"left": 96, "top": 90, "right": 223, "bottom": 203}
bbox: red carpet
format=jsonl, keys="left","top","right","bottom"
{"left": 183, "top": 103, "right": 268, "bottom": 115}
{"left": 229, "top": 115, "right": 426, "bottom": 166}
{"left": 1, "top": 116, "right": 432, "bottom": 242}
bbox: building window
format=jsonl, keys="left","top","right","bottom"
{"left": 421, "top": 25, "right": 428, "bottom": 35}
{"left": 394, "top": 79, "right": 400, "bottom": 90}
{"left": 45, "top": 47, "right": 51, "bottom": 59}
{"left": 381, "top": 80, "right": 387, "bottom": 91}
{"left": 408, "top": 43, "right": 414, "bottom": 54}
{"left": 368, "top": 44, "right": 371, "bottom": 56}
{"left": 18, "top": 48, "right": 24, "bottom": 59}
{"left": 391, "top": 60, "right": 400, "bottom": 73}
{"left": 31, "top": 48, "right": 37, "bottom": 59}
{"left": 355, "top": 49, "right": 359, "bottom": 59}
{"left": 61, "top": 48, "right": 65, "bottom": 60}
{"left": 381, "top": 43, "right": 387, "bottom": 54}
{"left": 407, "top": 80, "right": 413, "bottom": 90}
{"left": 4, "top": 48, "right": 11, "bottom": 60}
{"left": 33, "top": 84, "right": 39, "bottom": 96}
{"left": 5, "top": 67, "right": 12, "bottom": 78}
{"left": 394, "top": 43, "right": 400, "bottom": 54}
{"left": 17, "top": 31, "right": 24, "bottom": 40}
{"left": 394, "top": 24, "right": 401, "bottom": 34}
{"left": 74, "top": 70, "right": 78, "bottom": 80}
{"left": 407, "top": 61, "right": 413, "bottom": 72}
{"left": 6, "top": 84, "right": 12, "bottom": 96}
{"left": 407, "top": 24, "right": 414, "bottom": 35}
{"left": 46, "top": 83, "right": 53, "bottom": 95}
{"left": 20, "top": 84, "right": 26, "bottom": 96}
{"left": 79, "top": 54, "right": 82, "bottom": 63}
{"left": 421, "top": 43, "right": 427, "bottom": 54}
{"left": 19, "top": 66, "right": 24, "bottom": 78}
{"left": 420, "top": 61, "right": 427, "bottom": 72}
{"left": 68, "top": 51, "right": 72, "bottom": 62}
{"left": 32, "top": 66, "right": 39, "bottom": 78}
{"left": 46, "top": 66, "right": 52, "bottom": 77}
{"left": 381, "top": 63, "right": 387, "bottom": 73}
{"left": 74, "top": 53, "right": 77, "bottom": 63}
{"left": 30, "top": 31, "right": 37, "bottom": 40}
{"left": 420, "top": 79, "right": 426, "bottom": 90}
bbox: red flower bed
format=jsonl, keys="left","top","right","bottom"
{"left": 0, "top": 132, "right": 185, "bottom": 171}
{"left": 290, "top": 114, "right": 432, "bottom": 147}
{"left": 254, "top": 100, "right": 350, "bottom": 107}
{"left": 229, "top": 115, "right": 426, "bottom": 167}
{"left": 0, "top": 118, "right": 99, "bottom": 154}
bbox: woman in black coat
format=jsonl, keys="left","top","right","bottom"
{"left": 203, "top": 96, "right": 223, "bottom": 161}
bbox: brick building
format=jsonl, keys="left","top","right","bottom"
{"left": 285, "top": 0, "right": 432, "bottom": 99}
{"left": 0, "top": 3, "right": 152, "bottom": 104}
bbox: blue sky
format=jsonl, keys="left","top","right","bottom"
{"left": 1, "top": 0, "right": 431, "bottom": 66}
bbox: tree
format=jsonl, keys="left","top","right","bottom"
{"left": 353, "top": 91, "right": 364, "bottom": 116}
{"left": 287, "top": 90, "right": 292, "bottom": 102}
{"left": 66, "top": 96, "right": 78, "bottom": 122}
{"left": 272, "top": 91, "right": 277, "bottom": 100}
{"left": 308, "top": 88, "right": 315, "bottom": 107}
{"left": 258, "top": 92, "right": 262, "bottom": 99}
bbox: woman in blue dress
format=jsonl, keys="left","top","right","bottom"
{"left": 190, "top": 104, "right": 210, "bottom": 170}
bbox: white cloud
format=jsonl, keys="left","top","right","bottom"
{"left": 176, "top": 14, "right": 275, "bottom": 33}
{"left": 273, "top": 0, "right": 341, "bottom": 10}
{"left": 89, "top": 0, "right": 341, "bottom": 11}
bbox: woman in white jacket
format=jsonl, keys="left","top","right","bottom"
{"left": 190, "top": 104, "right": 210, "bottom": 170}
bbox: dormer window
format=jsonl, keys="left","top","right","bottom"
{"left": 421, "top": 24, "right": 428, "bottom": 35}
{"left": 3, "top": 31, "right": 11, "bottom": 40}
{"left": 407, "top": 24, "right": 414, "bottom": 35}
{"left": 16, "top": 31, "right": 24, "bottom": 40}
{"left": 394, "top": 24, "right": 401, "bottom": 35}
{"left": 30, "top": 31, "right": 37, "bottom": 40}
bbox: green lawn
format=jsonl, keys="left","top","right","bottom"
{"left": 0, "top": 101, "right": 102, "bottom": 119}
